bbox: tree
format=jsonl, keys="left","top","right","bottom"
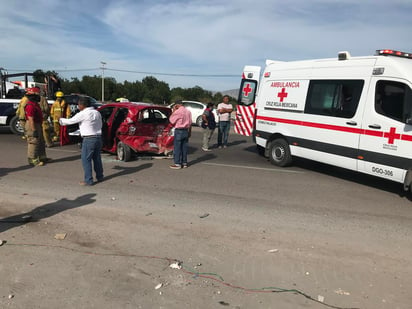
{"left": 33, "top": 69, "right": 46, "bottom": 83}
{"left": 142, "top": 76, "right": 171, "bottom": 104}
{"left": 42, "top": 71, "right": 225, "bottom": 105}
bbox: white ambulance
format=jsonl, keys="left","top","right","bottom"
{"left": 235, "top": 49, "right": 412, "bottom": 191}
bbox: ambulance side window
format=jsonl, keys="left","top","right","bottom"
{"left": 305, "top": 80, "right": 363, "bottom": 118}
{"left": 375, "top": 81, "right": 412, "bottom": 123}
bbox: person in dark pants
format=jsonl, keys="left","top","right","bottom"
{"left": 59, "top": 98, "right": 104, "bottom": 185}
{"left": 217, "top": 95, "right": 233, "bottom": 148}
{"left": 169, "top": 100, "right": 192, "bottom": 169}
{"left": 201, "top": 102, "right": 216, "bottom": 151}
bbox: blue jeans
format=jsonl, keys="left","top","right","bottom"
{"left": 218, "top": 121, "right": 230, "bottom": 146}
{"left": 81, "top": 136, "right": 104, "bottom": 184}
{"left": 173, "top": 129, "right": 189, "bottom": 165}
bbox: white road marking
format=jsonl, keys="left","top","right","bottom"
{"left": 201, "top": 162, "right": 304, "bottom": 173}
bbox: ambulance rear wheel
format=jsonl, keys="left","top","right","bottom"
{"left": 269, "top": 138, "right": 292, "bottom": 167}
{"left": 117, "top": 141, "right": 132, "bottom": 162}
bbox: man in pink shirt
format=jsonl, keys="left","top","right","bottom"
{"left": 169, "top": 100, "right": 192, "bottom": 169}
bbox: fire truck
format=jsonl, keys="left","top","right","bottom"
{"left": 0, "top": 70, "right": 45, "bottom": 134}
{"left": 235, "top": 49, "right": 412, "bottom": 191}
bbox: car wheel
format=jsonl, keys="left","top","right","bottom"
{"left": 196, "top": 116, "right": 203, "bottom": 127}
{"left": 10, "top": 115, "right": 24, "bottom": 135}
{"left": 269, "top": 138, "right": 292, "bottom": 167}
{"left": 117, "top": 141, "right": 132, "bottom": 162}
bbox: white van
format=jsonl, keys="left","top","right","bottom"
{"left": 235, "top": 50, "right": 412, "bottom": 191}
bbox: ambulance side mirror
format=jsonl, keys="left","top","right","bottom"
{"left": 406, "top": 118, "right": 412, "bottom": 125}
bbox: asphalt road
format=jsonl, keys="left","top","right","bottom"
{"left": 0, "top": 126, "right": 411, "bottom": 309}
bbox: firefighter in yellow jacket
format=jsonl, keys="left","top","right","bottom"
{"left": 16, "top": 92, "right": 29, "bottom": 139}
{"left": 50, "top": 91, "right": 70, "bottom": 142}
{"left": 39, "top": 91, "right": 53, "bottom": 147}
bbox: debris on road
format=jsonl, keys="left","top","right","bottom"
{"left": 54, "top": 233, "right": 67, "bottom": 240}
{"left": 111, "top": 197, "right": 116, "bottom": 201}
{"left": 335, "top": 288, "right": 350, "bottom": 295}
{"left": 21, "top": 215, "right": 32, "bottom": 222}
{"left": 8, "top": 294, "right": 14, "bottom": 299}
{"left": 317, "top": 295, "right": 325, "bottom": 302}
{"left": 145, "top": 212, "right": 153, "bottom": 216}
{"left": 155, "top": 283, "right": 163, "bottom": 290}
{"left": 0, "top": 240, "right": 5, "bottom": 246}
{"left": 199, "top": 213, "right": 209, "bottom": 218}
{"left": 169, "top": 261, "right": 182, "bottom": 269}
{"left": 267, "top": 249, "right": 279, "bottom": 253}
{"left": 218, "top": 301, "right": 230, "bottom": 306}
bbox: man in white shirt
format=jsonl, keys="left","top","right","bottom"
{"left": 59, "top": 98, "right": 104, "bottom": 185}
{"left": 217, "top": 95, "right": 233, "bottom": 148}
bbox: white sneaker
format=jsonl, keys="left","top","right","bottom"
{"left": 202, "top": 147, "right": 212, "bottom": 152}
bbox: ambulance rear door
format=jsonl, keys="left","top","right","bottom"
{"left": 358, "top": 77, "right": 412, "bottom": 183}
{"left": 235, "top": 66, "right": 261, "bottom": 136}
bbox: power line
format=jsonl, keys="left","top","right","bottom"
{"left": 105, "top": 68, "right": 238, "bottom": 78}
{"left": 4, "top": 67, "right": 238, "bottom": 78}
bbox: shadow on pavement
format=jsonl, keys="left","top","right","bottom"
{"left": 188, "top": 153, "right": 216, "bottom": 166}
{"left": 48, "top": 154, "right": 81, "bottom": 164}
{"left": 0, "top": 193, "right": 97, "bottom": 233}
{"left": 187, "top": 145, "right": 197, "bottom": 155}
{"left": 100, "top": 163, "right": 153, "bottom": 182}
{"left": 293, "top": 158, "right": 412, "bottom": 200}
{"left": 0, "top": 155, "right": 82, "bottom": 178}
{"left": 0, "top": 165, "right": 33, "bottom": 178}
{"left": 243, "top": 145, "right": 261, "bottom": 154}
{"left": 227, "top": 139, "right": 248, "bottom": 147}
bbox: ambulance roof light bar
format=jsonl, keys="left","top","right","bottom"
{"left": 376, "top": 49, "right": 412, "bottom": 59}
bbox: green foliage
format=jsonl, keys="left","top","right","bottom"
{"left": 33, "top": 69, "right": 45, "bottom": 83}
{"left": 37, "top": 69, "right": 235, "bottom": 104}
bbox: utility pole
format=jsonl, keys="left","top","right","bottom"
{"left": 100, "top": 61, "right": 106, "bottom": 102}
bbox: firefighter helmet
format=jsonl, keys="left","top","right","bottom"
{"left": 55, "top": 91, "right": 64, "bottom": 98}
{"left": 25, "top": 87, "right": 40, "bottom": 95}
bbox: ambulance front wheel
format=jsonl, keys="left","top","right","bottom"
{"left": 269, "top": 138, "right": 292, "bottom": 167}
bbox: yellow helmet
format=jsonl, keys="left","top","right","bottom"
{"left": 55, "top": 91, "right": 64, "bottom": 98}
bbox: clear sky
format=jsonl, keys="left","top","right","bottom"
{"left": 0, "top": 0, "right": 411, "bottom": 92}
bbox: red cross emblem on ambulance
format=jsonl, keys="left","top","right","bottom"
{"left": 243, "top": 83, "right": 252, "bottom": 97}
{"left": 384, "top": 127, "right": 401, "bottom": 144}
{"left": 277, "top": 88, "right": 288, "bottom": 102}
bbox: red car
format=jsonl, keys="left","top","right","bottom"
{"left": 98, "top": 102, "right": 174, "bottom": 161}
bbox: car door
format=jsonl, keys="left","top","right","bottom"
{"left": 295, "top": 79, "right": 365, "bottom": 171}
{"left": 358, "top": 78, "right": 412, "bottom": 182}
{"left": 99, "top": 105, "right": 116, "bottom": 150}
{"left": 235, "top": 65, "right": 261, "bottom": 136}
